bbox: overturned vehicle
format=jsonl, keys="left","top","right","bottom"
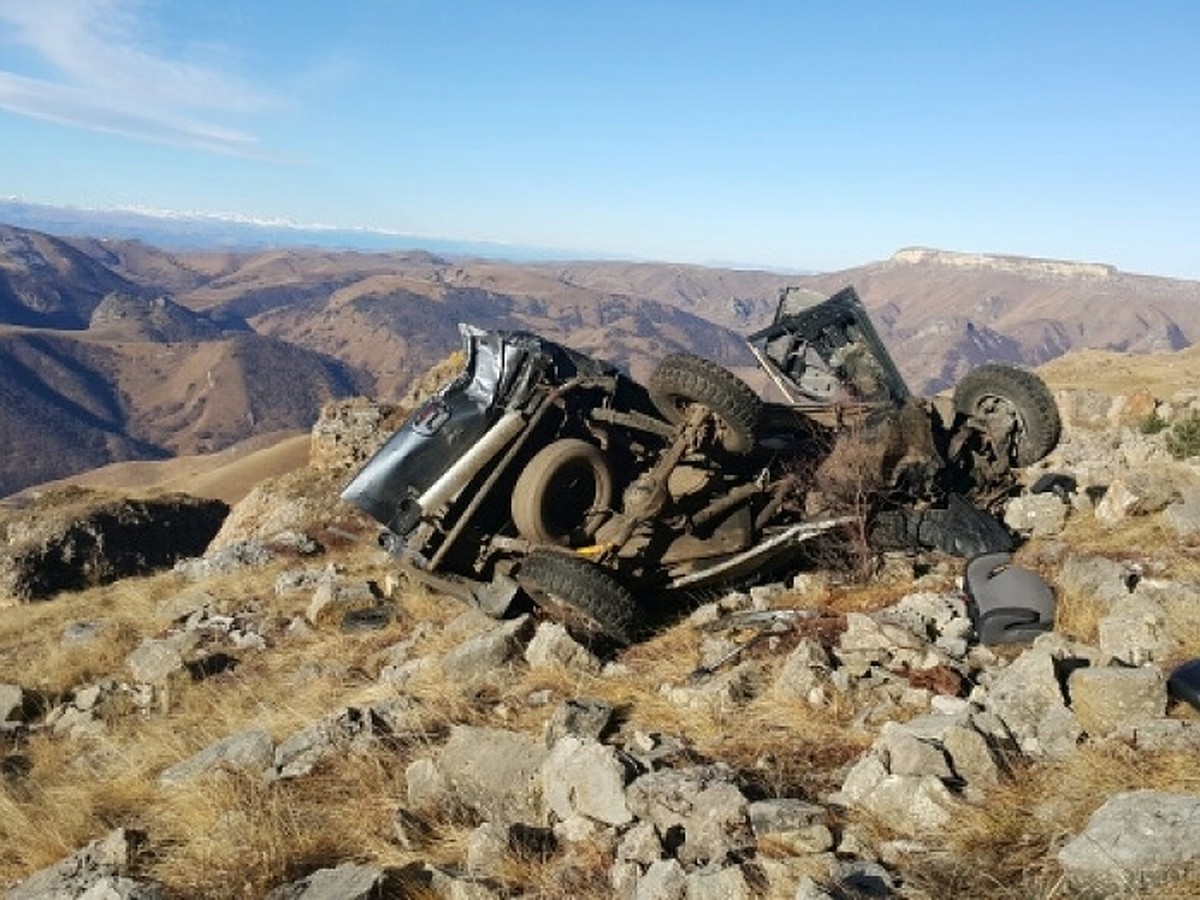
{"left": 343, "top": 286, "right": 1061, "bottom": 644}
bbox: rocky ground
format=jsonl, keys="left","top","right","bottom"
{"left": 2, "top": 386, "right": 1200, "bottom": 899}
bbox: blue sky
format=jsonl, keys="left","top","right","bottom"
{"left": 1, "top": 1, "right": 1197, "bottom": 277}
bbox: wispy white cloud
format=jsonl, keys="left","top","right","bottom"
{"left": 0, "top": 71, "right": 262, "bottom": 155}
{"left": 0, "top": 0, "right": 278, "bottom": 155}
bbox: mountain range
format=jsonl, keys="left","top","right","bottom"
{"left": 2, "top": 220, "right": 1199, "bottom": 497}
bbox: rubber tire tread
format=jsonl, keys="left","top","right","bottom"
{"left": 648, "top": 353, "right": 762, "bottom": 454}
{"left": 511, "top": 438, "right": 613, "bottom": 545}
{"left": 953, "top": 363, "right": 1061, "bottom": 467}
{"left": 517, "top": 549, "right": 639, "bottom": 645}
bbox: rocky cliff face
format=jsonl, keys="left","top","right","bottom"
{"left": 88, "top": 293, "right": 228, "bottom": 342}
{"left": 891, "top": 247, "right": 1117, "bottom": 281}
{"left": 1, "top": 491, "right": 228, "bottom": 603}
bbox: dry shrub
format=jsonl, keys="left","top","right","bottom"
{"left": 809, "top": 425, "right": 891, "bottom": 583}
{"left": 1052, "top": 582, "right": 1104, "bottom": 646}
{"left": 1058, "top": 509, "right": 1198, "bottom": 570}
{"left": 0, "top": 731, "right": 161, "bottom": 880}
{"left": 148, "top": 748, "right": 425, "bottom": 898}
{"left": 693, "top": 699, "right": 868, "bottom": 800}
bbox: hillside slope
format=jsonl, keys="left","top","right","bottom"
{"left": 0, "top": 326, "right": 364, "bottom": 495}
{"left": 4, "top": 224, "right": 1200, "bottom": 495}
{"left": 2, "top": 346, "right": 1200, "bottom": 897}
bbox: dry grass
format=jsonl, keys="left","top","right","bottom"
{"left": 1040, "top": 344, "right": 1200, "bottom": 398}
{"left": 0, "top": 571, "right": 176, "bottom": 691}
{"left": 6, "top": 453, "right": 1200, "bottom": 894}
{"left": 901, "top": 743, "right": 1200, "bottom": 898}
{"left": 148, "top": 750, "right": 424, "bottom": 898}
{"left": 1027, "top": 512, "right": 1200, "bottom": 655}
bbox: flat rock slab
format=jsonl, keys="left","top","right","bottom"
{"left": 1058, "top": 790, "right": 1200, "bottom": 894}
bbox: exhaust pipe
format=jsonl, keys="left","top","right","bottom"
{"left": 417, "top": 410, "right": 524, "bottom": 514}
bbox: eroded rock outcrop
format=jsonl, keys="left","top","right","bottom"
{"left": 1, "top": 491, "right": 228, "bottom": 603}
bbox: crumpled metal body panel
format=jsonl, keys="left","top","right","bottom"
{"left": 343, "top": 326, "right": 550, "bottom": 534}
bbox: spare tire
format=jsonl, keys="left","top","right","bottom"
{"left": 517, "top": 549, "right": 639, "bottom": 645}
{"left": 511, "top": 439, "right": 613, "bottom": 545}
{"left": 648, "top": 354, "right": 762, "bottom": 454}
{"left": 953, "top": 364, "right": 1061, "bottom": 467}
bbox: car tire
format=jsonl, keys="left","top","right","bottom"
{"left": 511, "top": 438, "right": 613, "bottom": 545}
{"left": 953, "top": 364, "right": 1061, "bottom": 467}
{"left": 648, "top": 354, "right": 762, "bottom": 454}
{"left": 517, "top": 549, "right": 639, "bottom": 645}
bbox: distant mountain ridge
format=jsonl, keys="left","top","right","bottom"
{"left": 2, "top": 221, "right": 1199, "bottom": 497}
{"left": 0, "top": 198, "right": 591, "bottom": 261}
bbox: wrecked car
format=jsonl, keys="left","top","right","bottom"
{"left": 342, "top": 286, "right": 1061, "bottom": 644}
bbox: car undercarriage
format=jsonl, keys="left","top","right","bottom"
{"left": 343, "top": 286, "right": 1062, "bottom": 644}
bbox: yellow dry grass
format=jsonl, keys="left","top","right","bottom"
{"left": 7, "top": 399, "right": 1200, "bottom": 894}
{"left": 1039, "top": 344, "right": 1200, "bottom": 398}
{"left": 7, "top": 432, "right": 312, "bottom": 506}
{"left": 898, "top": 743, "right": 1200, "bottom": 898}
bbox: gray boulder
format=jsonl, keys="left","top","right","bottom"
{"left": 835, "top": 613, "right": 926, "bottom": 677}
{"left": 305, "top": 578, "right": 376, "bottom": 626}
{"left": 541, "top": 735, "right": 633, "bottom": 826}
{"left": 875, "top": 721, "right": 953, "bottom": 779}
{"left": 1164, "top": 487, "right": 1200, "bottom": 536}
{"left": 125, "top": 634, "right": 197, "bottom": 684}
{"left": 1095, "top": 470, "right": 1184, "bottom": 525}
{"left": 405, "top": 757, "right": 450, "bottom": 811}
{"left": 633, "top": 859, "right": 686, "bottom": 900}
{"left": 438, "top": 725, "right": 549, "bottom": 825}
{"left": 271, "top": 707, "right": 383, "bottom": 781}
{"left": 773, "top": 638, "right": 832, "bottom": 702}
{"left": 174, "top": 539, "right": 274, "bottom": 580}
{"left": 685, "top": 864, "right": 756, "bottom": 899}
{"left": 544, "top": 698, "right": 615, "bottom": 746}
{"left": 1057, "top": 555, "right": 1138, "bottom": 606}
{"left": 264, "top": 862, "right": 389, "bottom": 899}
{"left": 616, "top": 821, "right": 664, "bottom": 866}
{"left": 679, "top": 782, "right": 755, "bottom": 867}
{"left": 159, "top": 729, "right": 274, "bottom": 787}
{"left": 1058, "top": 790, "right": 1200, "bottom": 894}
{"left": 525, "top": 621, "right": 602, "bottom": 673}
{"left": 1, "top": 682, "right": 28, "bottom": 723}
{"left": 1115, "top": 719, "right": 1200, "bottom": 752}
{"left": 1097, "top": 596, "right": 1176, "bottom": 664}
{"left": 659, "top": 660, "right": 766, "bottom": 714}
{"left": 8, "top": 828, "right": 164, "bottom": 900}
{"left": 626, "top": 766, "right": 753, "bottom": 867}
{"left": 979, "top": 640, "right": 1082, "bottom": 759}
{"left": 465, "top": 822, "right": 510, "bottom": 878}
{"left": 441, "top": 616, "right": 533, "bottom": 682}
{"left": 876, "top": 591, "right": 974, "bottom": 659}
{"left": 837, "top": 755, "right": 959, "bottom": 834}
{"left": 155, "top": 589, "right": 216, "bottom": 625}
{"left": 1004, "top": 493, "right": 1069, "bottom": 537}
{"left": 831, "top": 859, "right": 897, "bottom": 897}
{"left": 748, "top": 799, "right": 833, "bottom": 854}
{"left": 1068, "top": 665, "right": 1166, "bottom": 736}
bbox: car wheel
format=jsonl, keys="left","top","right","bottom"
{"left": 953, "top": 364, "right": 1061, "bottom": 467}
{"left": 648, "top": 354, "right": 762, "bottom": 454}
{"left": 516, "top": 549, "right": 638, "bottom": 645}
{"left": 511, "top": 438, "right": 613, "bottom": 545}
